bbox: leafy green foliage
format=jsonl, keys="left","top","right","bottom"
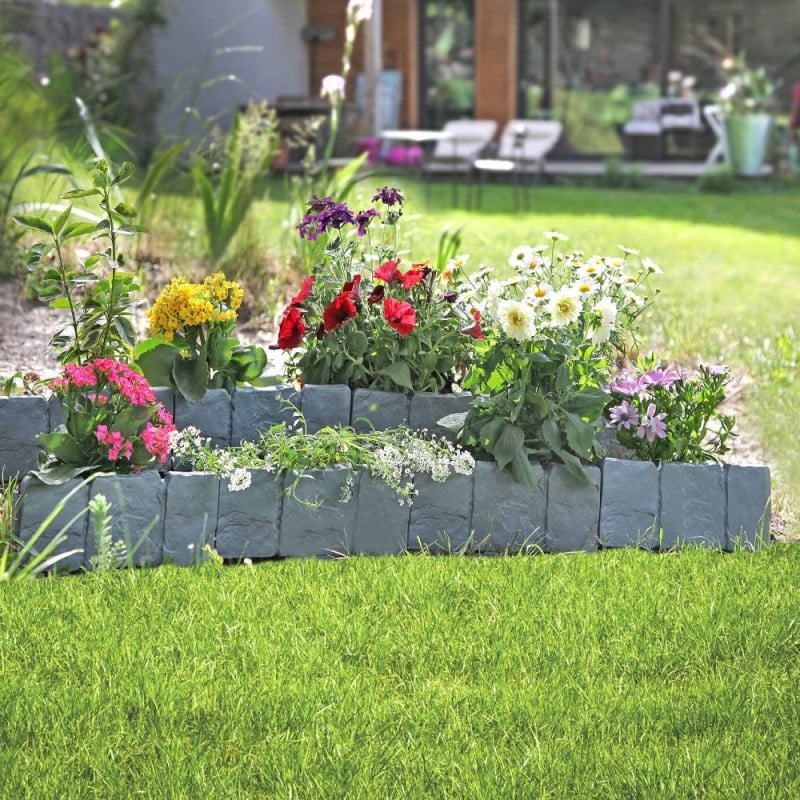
{"left": 191, "top": 103, "right": 279, "bottom": 265}
{"left": 14, "top": 157, "right": 141, "bottom": 365}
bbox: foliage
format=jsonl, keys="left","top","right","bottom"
{"left": 135, "top": 272, "right": 267, "bottom": 401}
{"left": 696, "top": 163, "right": 735, "bottom": 193}
{"left": 719, "top": 54, "right": 775, "bottom": 116}
{"left": 170, "top": 420, "right": 475, "bottom": 503}
{"left": 14, "top": 157, "right": 141, "bottom": 365}
{"left": 53, "top": 0, "right": 167, "bottom": 160}
{"left": 191, "top": 102, "right": 279, "bottom": 266}
{"left": 35, "top": 358, "right": 175, "bottom": 484}
{"left": 87, "top": 492, "right": 127, "bottom": 571}
{"left": 604, "top": 358, "right": 736, "bottom": 463}
{"left": 458, "top": 235, "right": 658, "bottom": 485}
{"left": 276, "top": 189, "right": 478, "bottom": 393}
{"left": 1, "top": 476, "right": 87, "bottom": 580}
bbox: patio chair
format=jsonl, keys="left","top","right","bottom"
{"left": 422, "top": 119, "right": 498, "bottom": 205}
{"left": 703, "top": 104, "right": 729, "bottom": 168}
{"left": 473, "top": 119, "right": 563, "bottom": 209}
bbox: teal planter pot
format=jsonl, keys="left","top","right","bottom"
{"left": 725, "top": 114, "right": 772, "bottom": 176}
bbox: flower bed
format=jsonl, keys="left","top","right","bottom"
{"left": 14, "top": 458, "right": 770, "bottom": 570}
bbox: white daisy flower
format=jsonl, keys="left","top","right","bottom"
{"left": 543, "top": 230, "right": 569, "bottom": 242}
{"left": 617, "top": 245, "right": 640, "bottom": 256}
{"left": 532, "top": 244, "right": 549, "bottom": 254}
{"left": 577, "top": 262, "right": 605, "bottom": 281}
{"left": 587, "top": 296, "right": 618, "bottom": 344}
{"left": 604, "top": 256, "right": 625, "bottom": 271}
{"left": 496, "top": 299, "right": 537, "bottom": 341}
{"left": 547, "top": 287, "right": 582, "bottom": 326}
{"left": 508, "top": 245, "right": 534, "bottom": 270}
{"left": 642, "top": 256, "right": 662, "bottom": 274}
{"left": 483, "top": 279, "right": 507, "bottom": 318}
{"left": 571, "top": 277, "right": 598, "bottom": 298}
{"left": 524, "top": 281, "right": 553, "bottom": 306}
{"left": 450, "top": 253, "right": 470, "bottom": 269}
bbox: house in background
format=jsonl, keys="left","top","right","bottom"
{"left": 301, "top": 0, "right": 800, "bottom": 156}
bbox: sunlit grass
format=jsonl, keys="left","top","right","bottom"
{"left": 1, "top": 549, "right": 799, "bottom": 797}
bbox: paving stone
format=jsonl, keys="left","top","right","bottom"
{"left": 471, "top": 460, "right": 546, "bottom": 552}
{"left": 546, "top": 464, "right": 600, "bottom": 552}
{"left": 87, "top": 472, "right": 165, "bottom": 567}
{"left": 163, "top": 472, "right": 219, "bottom": 565}
{"left": 725, "top": 464, "right": 771, "bottom": 551}
{"left": 174, "top": 388, "right": 232, "bottom": 448}
{"left": 351, "top": 389, "right": 410, "bottom": 432}
{"left": 279, "top": 466, "right": 358, "bottom": 557}
{"left": 408, "top": 392, "right": 473, "bottom": 441}
{"left": 600, "top": 458, "right": 660, "bottom": 548}
{"left": 217, "top": 469, "right": 282, "bottom": 558}
{"left": 300, "top": 385, "right": 351, "bottom": 433}
{"left": 17, "top": 476, "right": 89, "bottom": 572}
{"left": 351, "top": 468, "right": 410, "bottom": 554}
{"left": 408, "top": 471, "right": 474, "bottom": 552}
{"left": 659, "top": 462, "right": 725, "bottom": 549}
{"left": 231, "top": 385, "right": 300, "bottom": 444}
{"left": 0, "top": 395, "right": 47, "bottom": 477}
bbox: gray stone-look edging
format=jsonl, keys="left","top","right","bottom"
{"left": 15, "top": 459, "right": 771, "bottom": 571}
{"left": 1, "top": 385, "right": 473, "bottom": 477}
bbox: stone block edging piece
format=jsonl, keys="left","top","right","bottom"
{"left": 13, "top": 459, "right": 771, "bottom": 570}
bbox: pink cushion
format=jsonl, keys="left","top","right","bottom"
{"left": 384, "top": 145, "right": 423, "bottom": 166}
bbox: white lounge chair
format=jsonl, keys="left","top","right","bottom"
{"left": 473, "top": 119, "right": 562, "bottom": 208}
{"left": 703, "top": 104, "right": 729, "bottom": 168}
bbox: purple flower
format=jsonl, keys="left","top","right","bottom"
{"left": 355, "top": 207, "right": 380, "bottom": 236}
{"left": 443, "top": 289, "right": 458, "bottom": 303}
{"left": 636, "top": 403, "right": 667, "bottom": 442}
{"left": 644, "top": 366, "right": 681, "bottom": 389}
{"left": 297, "top": 197, "right": 356, "bottom": 241}
{"left": 372, "top": 186, "right": 405, "bottom": 207}
{"left": 608, "top": 400, "right": 640, "bottom": 430}
{"left": 607, "top": 374, "right": 650, "bottom": 397}
{"left": 699, "top": 362, "right": 730, "bottom": 377}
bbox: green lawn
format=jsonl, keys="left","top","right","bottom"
{"left": 1, "top": 549, "right": 798, "bottom": 798}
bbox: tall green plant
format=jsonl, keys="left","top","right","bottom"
{"left": 191, "top": 102, "right": 279, "bottom": 266}
{"left": 14, "top": 158, "right": 141, "bottom": 364}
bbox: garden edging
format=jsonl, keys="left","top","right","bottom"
{"left": 15, "top": 458, "right": 770, "bottom": 569}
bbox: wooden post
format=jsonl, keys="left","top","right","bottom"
{"left": 363, "top": 0, "right": 383, "bottom": 136}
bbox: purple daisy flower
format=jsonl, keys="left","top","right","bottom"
{"left": 608, "top": 400, "right": 640, "bottom": 430}
{"left": 371, "top": 186, "right": 405, "bottom": 207}
{"left": 355, "top": 207, "right": 380, "bottom": 236}
{"left": 636, "top": 403, "right": 667, "bottom": 442}
{"left": 644, "top": 366, "right": 681, "bottom": 389}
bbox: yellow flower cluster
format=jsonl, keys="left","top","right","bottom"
{"left": 148, "top": 273, "right": 244, "bottom": 341}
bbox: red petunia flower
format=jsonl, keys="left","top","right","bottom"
{"left": 367, "top": 284, "right": 385, "bottom": 304}
{"left": 342, "top": 274, "right": 363, "bottom": 304}
{"left": 323, "top": 292, "right": 358, "bottom": 331}
{"left": 375, "top": 259, "right": 401, "bottom": 283}
{"left": 398, "top": 268, "right": 425, "bottom": 290}
{"left": 277, "top": 306, "right": 307, "bottom": 349}
{"left": 383, "top": 297, "right": 416, "bottom": 336}
{"left": 291, "top": 275, "right": 315, "bottom": 305}
{"left": 461, "top": 308, "right": 485, "bottom": 340}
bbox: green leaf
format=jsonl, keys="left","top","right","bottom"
{"left": 37, "top": 431, "right": 88, "bottom": 465}
{"left": 436, "top": 411, "right": 468, "bottom": 433}
{"left": 377, "top": 361, "right": 413, "bottom": 391}
{"left": 563, "top": 412, "right": 597, "bottom": 456}
{"left": 345, "top": 329, "right": 368, "bottom": 358}
{"left": 487, "top": 421, "right": 525, "bottom": 472}
{"left": 230, "top": 345, "right": 267, "bottom": 382}
{"left": 561, "top": 388, "right": 608, "bottom": 416}
{"left": 509, "top": 450, "right": 539, "bottom": 489}
{"left": 30, "top": 463, "right": 91, "bottom": 485}
{"left": 207, "top": 332, "right": 233, "bottom": 371}
{"left": 112, "top": 161, "right": 135, "bottom": 186}
{"left": 62, "top": 221, "right": 101, "bottom": 241}
{"left": 113, "top": 202, "right": 137, "bottom": 219}
{"left": 172, "top": 355, "right": 210, "bottom": 402}
{"left": 61, "top": 188, "right": 101, "bottom": 199}
{"left": 557, "top": 449, "right": 594, "bottom": 486}
{"left": 52, "top": 204, "right": 72, "bottom": 236}
{"left": 541, "top": 418, "right": 562, "bottom": 451}
{"left": 12, "top": 214, "right": 53, "bottom": 235}
{"left": 135, "top": 342, "right": 179, "bottom": 388}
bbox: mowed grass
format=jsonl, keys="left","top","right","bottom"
{"left": 1, "top": 549, "right": 799, "bottom": 798}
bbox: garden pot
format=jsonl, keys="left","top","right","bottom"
{"left": 725, "top": 114, "right": 772, "bottom": 176}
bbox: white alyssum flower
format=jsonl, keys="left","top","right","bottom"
{"left": 496, "top": 299, "right": 537, "bottom": 341}
{"left": 547, "top": 286, "right": 583, "bottom": 326}
{"left": 227, "top": 468, "right": 252, "bottom": 493}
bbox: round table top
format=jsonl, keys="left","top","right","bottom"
{"left": 474, "top": 158, "right": 516, "bottom": 172}
{"left": 380, "top": 129, "right": 454, "bottom": 143}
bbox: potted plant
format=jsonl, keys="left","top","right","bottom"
{"left": 719, "top": 54, "right": 775, "bottom": 176}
